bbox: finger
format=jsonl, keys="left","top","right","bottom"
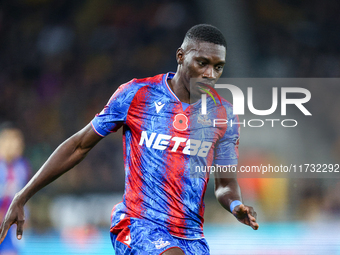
{"left": 16, "top": 220, "right": 25, "bottom": 240}
{"left": 248, "top": 207, "right": 257, "bottom": 219}
{"left": 250, "top": 221, "right": 259, "bottom": 230}
{"left": 0, "top": 222, "right": 10, "bottom": 244}
{"left": 244, "top": 217, "right": 250, "bottom": 226}
{"left": 247, "top": 213, "right": 256, "bottom": 222}
{"left": 247, "top": 213, "right": 259, "bottom": 230}
{"left": 234, "top": 204, "right": 246, "bottom": 216}
{"left": 237, "top": 204, "right": 246, "bottom": 213}
{"left": 253, "top": 211, "right": 257, "bottom": 219}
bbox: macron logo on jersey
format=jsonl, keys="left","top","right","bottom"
{"left": 138, "top": 131, "right": 212, "bottom": 157}
{"left": 154, "top": 102, "right": 165, "bottom": 113}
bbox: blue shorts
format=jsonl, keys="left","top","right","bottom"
{"left": 110, "top": 217, "right": 210, "bottom": 254}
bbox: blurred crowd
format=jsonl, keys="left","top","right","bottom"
{"left": 250, "top": 0, "right": 340, "bottom": 141}
{"left": 249, "top": 0, "right": 340, "bottom": 220}
{"left": 0, "top": 0, "right": 199, "bottom": 193}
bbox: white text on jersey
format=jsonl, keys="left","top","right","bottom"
{"left": 139, "top": 131, "right": 212, "bottom": 157}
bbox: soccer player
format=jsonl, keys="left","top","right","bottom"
{"left": 0, "top": 24, "right": 258, "bottom": 254}
{"left": 0, "top": 124, "right": 30, "bottom": 255}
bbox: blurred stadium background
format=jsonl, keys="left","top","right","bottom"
{"left": 1, "top": 0, "right": 340, "bottom": 254}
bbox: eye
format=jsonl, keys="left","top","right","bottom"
{"left": 215, "top": 65, "right": 224, "bottom": 71}
{"left": 197, "top": 61, "right": 206, "bottom": 67}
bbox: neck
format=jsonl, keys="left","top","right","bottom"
{"left": 168, "top": 72, "right": 191, "bottom": 103}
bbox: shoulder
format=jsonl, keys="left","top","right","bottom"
{"left": 113, "top": 73, "right": 166, "bottom": 97}
{"left": 220, "top": 97, "right": 233, "bottom": 109}
{"left": 132, "top": 73, "right": 165, "bottom": 86}
{"left": 106, "top": 73, "right": 166, "bottom": 103}
{"left": 220, "top": 97, "right": 236, "bottom": 119}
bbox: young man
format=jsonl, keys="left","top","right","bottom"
{"left": 0, "top": 24, "right": 258, "bottom": 254}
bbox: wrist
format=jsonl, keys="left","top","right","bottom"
{"left": 230, "top": 200, "right": 242, "bottom": 213}
{"left": 14, "top": 191, "right": 29, "bottom": 206}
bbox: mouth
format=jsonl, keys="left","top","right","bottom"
{"left": 197, "top": 82, "right": 214, "bottom": 92}
{"left": 195, "top": 81, "right": 223, "bottom": 106}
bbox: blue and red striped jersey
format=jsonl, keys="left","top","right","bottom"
{"left": 91, "top": 73, "right": 240, "bottom": 239}
{"left": 0, "top": 158, "right": 30, "bottom": 217}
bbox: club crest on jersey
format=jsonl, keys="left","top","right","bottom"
{"left": 197, "top": 109, "right": 212, "bottom": 126}
{"left": 152, "top": 238, "right": 170, "bottom": 249}
{"left": 173, "top": 114, "right": 188, "bottom": 131}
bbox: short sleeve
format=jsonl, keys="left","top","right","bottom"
{"left": 214, "top": 107, "right": 240, "bottom": 166}
{"left": 91, "top": 79, "right": 139, "bottom": 137}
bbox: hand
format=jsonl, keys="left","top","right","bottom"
{"left": 0, "top": 195, "right": 25, "bottom": 244}
{"left": 232, "top": 204, "right": 259, "bottom": 230}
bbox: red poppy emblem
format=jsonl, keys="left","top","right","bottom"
{"left": 173, "top": 114, "right": 188, "bottom": 131}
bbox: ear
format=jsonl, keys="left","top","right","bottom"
{"left": 176, "top": 48, "right": 184, "bottom": 65}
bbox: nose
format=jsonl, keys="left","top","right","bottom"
{"left": 202, "top": 67, "right": 215, "bottom": 79}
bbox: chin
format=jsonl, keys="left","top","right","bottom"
{"left": 189, "top": 88, "right": 203, "bottom": 100}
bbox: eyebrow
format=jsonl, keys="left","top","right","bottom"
{"left": 197, "top": 56, "right": 226, "bottom": 65}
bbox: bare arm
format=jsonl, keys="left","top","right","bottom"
{"left": 214, "top": 169, "right": 259, "bottom": 230}
{"left": 214, "top": 171, "right": 242, "bottom": 212}
{"left": 0, "top": 123, "right": 103, "bottom": 243}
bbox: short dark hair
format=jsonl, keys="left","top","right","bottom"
{"left": 184, "top": 24, "right": 227, "bottom": 49}
{"left": 0, "top": 121, "right": 16, "bottom": 133}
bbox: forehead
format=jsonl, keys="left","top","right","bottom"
{"left": 186, "top": 41, "right": 226, "bottom": 61}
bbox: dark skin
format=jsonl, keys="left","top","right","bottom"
{"left": 169, "top": 40, "right": 259, "bottom": 233}
{"left": 0, "top": 40, "right": 258, "bottom": 255}
{"left": 168, "top": 40, "right": 226, "bottom": 103}
{"left": 214, "top": 171, "right": 259, "bottom": 230}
